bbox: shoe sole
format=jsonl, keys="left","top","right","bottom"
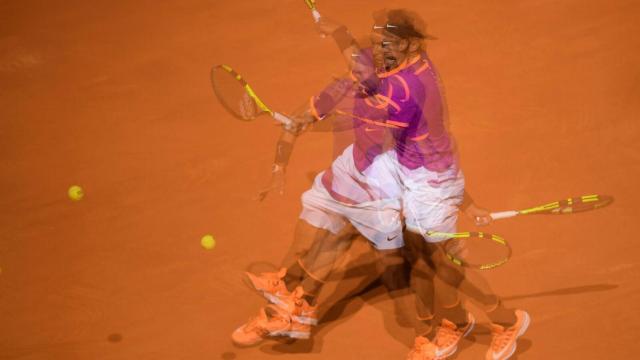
{"left": 292, "top": 314, "right": 319, "bottom": 326}
{"left": 270, "top": 328, "right": 311, "bottom": 339}
{"left": 233, "top": 326, "right": 311, "bottom": 347}
{"left": 282, "top": 330, "right": 311, "bottom": 339}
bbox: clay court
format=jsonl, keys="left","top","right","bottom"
{"left": 1, "top": 0, "right": 639, "bottom": 358}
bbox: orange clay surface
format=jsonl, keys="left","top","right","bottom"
{"left": 1, "top": 0, "right": 639, "bottom": 359}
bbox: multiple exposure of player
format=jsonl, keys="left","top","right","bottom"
{"left": 230, "top": 9, "right": 530, "bottom": 360}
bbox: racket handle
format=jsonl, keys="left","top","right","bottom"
{"left": 490, "top": 211, "right": 519, "bottom": 220}
{"left": 311, "top": 9, "right": 321, "bottom": 22}
{"left": 273, "top": 112, "right": 294, "bottom": 127}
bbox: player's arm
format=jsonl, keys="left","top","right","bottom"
{"left": 315, "top": 18, "right": 380, "bottom": 93}
{"left": 315, "top": 18, "right": 359, "bottom": 65}
{"left": 256, "top": 107, "right": 309, "bottom": 201}
{"left": 256, "top": 77, "right": 354, "bottom": 201}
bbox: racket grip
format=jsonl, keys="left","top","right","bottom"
{"left": 273, "top": 112, "right": 294, "bottom": 127}
{"left": 311, "top": 9, "right": 321, "bottom": 22}
{"left": 490, "top": 211, "right": 519, "bottom": 220}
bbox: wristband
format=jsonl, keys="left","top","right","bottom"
{"left": 275, "top": 140, "right": 294, "bottom": 165}
{"left": 332, "top": 26, "right": 356, "bottom": 52}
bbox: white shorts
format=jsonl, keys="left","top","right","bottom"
{"left": 396, "top": 157, "right": 465, "bottom": 242}
{"left": 300, "top": 145, "right": 404, "bottom": 250}
{"left": 300, "top": 145, "right": 465, "bottom": 247}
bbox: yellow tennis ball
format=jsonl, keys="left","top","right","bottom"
{"left": 201, "top": 234, "right": 216, "bottom": 250}
{"left": 68, "top": 185, "right": 84, "bottom": 201}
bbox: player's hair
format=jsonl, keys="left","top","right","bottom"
{"left": 372, "top": 8, "right": 436, "bottom": 41}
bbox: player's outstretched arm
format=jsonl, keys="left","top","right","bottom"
{"left": 255, "top": 73, "right": 358, "bottom": 201}
{"left": 315, "top": 18, "right": 364, "bottom": 72}
{"left": 255, "top": 106, "right": 316, "bottom": 201}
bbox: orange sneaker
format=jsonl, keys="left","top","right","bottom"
{"left": 485, "top": 309, "right": 531, "bottom": 360}
{"left": 231, "top": 304, "right": 293, "bottom": 347}
{"left": 244, "top": 267, "right": 290, "bottom": 305}
{"left": 407, "top": 336, "right": 438, "bottom": 360}
{"left": 431, "top": 313, "right": 475, "bottom": 359}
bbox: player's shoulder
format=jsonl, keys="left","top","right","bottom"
{"left": 411, "top": 54, "right": 434, "bottom": 76}
{"left": 386, "top": 66, "right": 427, "bottom": 101}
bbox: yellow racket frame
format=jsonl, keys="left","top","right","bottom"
{"left": 303, "top": 0, "right": 316, "bottom": 10}
{"left": 491, "top": 194, "right": 613, "bottom": 220}
{"left": 520, "top": 194, "right": 605, "bottom": 215}
{"left": 218, "top": 64, "right": 273, "bottom": 117}
{"left": 426, "top": 231, "right": 511, "bottom": 270}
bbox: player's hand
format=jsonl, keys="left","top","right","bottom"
{"left": 255, "top": 165, "right": 286, "bottom": 201}
{"left": 282, "top": 111, "right": 313, "bottom": 135}
{"left": 464, "top": 203, "right": 493, "bottom": 226}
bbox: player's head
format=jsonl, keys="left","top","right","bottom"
{"left": 370, "top": 9, "right": 434, "bottom": 72}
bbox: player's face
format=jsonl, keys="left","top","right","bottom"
{"left": 371, "top": 29, "right": 408, "bottom": 72}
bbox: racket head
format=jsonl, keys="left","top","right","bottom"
{"left": 210, "top": 64, "right": 271, "bottom": 121}
{"left": 521, "top": 194, "right": 614, "bottom": 215}
{"left": 435, "top": 232, "right": 512, "bottom": 270}
{"left": 303, "top": 0, "right": 317, "bottom": 10}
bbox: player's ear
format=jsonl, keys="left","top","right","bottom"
{"left": 409, "top": 39, "right": 421, "bottom": 52}
{"left": 397, "top": 39, "right": 409, "bottom": 51}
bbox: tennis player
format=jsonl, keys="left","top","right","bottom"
{"left": 232, "top": 9, "right": 529, "bottom": 360}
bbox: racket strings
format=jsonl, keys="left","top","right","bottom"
{"left": 558, "top": 194, "right": 613, "bottom": 213}
{"left": 519, "top": 194, "right": 613, "bottom": 215}
{"left": 443, "top": 233, "right": 511, "bottom": 270}
{"left": 211, "top": 66, "right": 260, "bottom": 120}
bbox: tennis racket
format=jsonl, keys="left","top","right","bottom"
{"left": 210, "top": 64, "right": 293, "bottom": 128}
{"left": 490, "top": 194, "right": 613, "bottom": 220}
{"left": 303, "top": 0, "right": 322, "bottom": 22}
{"left": 427, "top": 231, "right": 512, "bottom": 270}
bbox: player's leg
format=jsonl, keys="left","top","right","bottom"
{"left": 402, "top": 168, "right": 529, "bottom": 359}
{"left": 296, "top": 220, "right": 357, "bottom": 305}
{"left": 233, "top": 217, "right": 358, "bottom": 346}
{"left": 410, "top": 228, "right": 529, "bottom": 360}
{"left": 373, "top": 246, "right": 414, "bottom": 326}
{"left": 244, "top": 146, "right": 361, "bottom": 303}
{"left": 274, "top": 146, "right": 407, "bottom": 337}
{"left": 290, "top": 143, "right": 405, "bottom": 303}
{"left": 401, "top": 166, "right": 477, "bottom": 359}
{"left": 235, "top": 145, "right": 405, "bottom": 346}
{"left": 405, "top": 229, "right": 474, "bottom": 360}
{"left": 244, "top": 219, "right": 344, "bottom": 304}
{"left": 403, "top": 230, "right": 436, "bottom": 335}
{"left": 235, "top": 159, "right": 382, "bottom": 345}
{"left": 451, "top": 266, "right": 529, "bottom": 360}
{"left": 427, "top": 239, "right": 473, "bottom": 325}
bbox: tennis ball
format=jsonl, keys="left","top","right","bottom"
{"left": 201, "top": 234, "right": 216, "bottom": 250}
{"left": 68, "top": 185, "right": 84, "bottom": 201}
